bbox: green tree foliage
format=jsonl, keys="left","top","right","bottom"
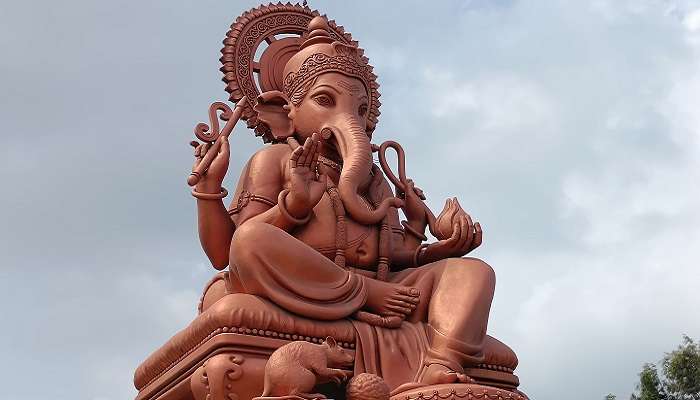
{"left": 631, "top": 364, "right": 666, "bottom": 400}
{"left": 631, "top": 336, "right": 700, "bottom": 400}
{"left": 663, "top": 336, "right": 700, "bottom": 399}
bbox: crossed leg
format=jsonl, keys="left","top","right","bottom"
{"left": 229, "top": 221, "right": 419, "bottom": 323}
{"left": 230, "top": 221, "right": 495, "bottom": 383}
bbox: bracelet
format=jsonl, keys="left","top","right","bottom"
{"left": 402, "top": 220, "right": 428, "bottom": 241}
{"left": 277, "top": 189, "right": 312, "bottom": 225}
{"left": 192, "top": 187, "right": 228, "bottom": 200}
{"left": 413, "top": 244, "right": 429, "bottom": 267}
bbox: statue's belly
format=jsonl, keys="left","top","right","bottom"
{"left": 294, "top": 194, "right": 379, "bottom": 269}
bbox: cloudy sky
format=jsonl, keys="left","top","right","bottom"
{"left": 2, "top": 1, "right": 700, "bottom": 399}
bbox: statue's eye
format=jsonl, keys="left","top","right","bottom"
{"left": 358, "top": 104, "right": 368, "bottom": 116}
{"left": 313, "top": 94, "right": 334, "bottom": 108}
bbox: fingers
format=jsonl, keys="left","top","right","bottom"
{"left": 449, "top": 215, "right": 468, "bottom": 254}
{"left": 290, "top": 146, "right": 304, "bottom": 168}
{"left": 192, "top": 142, "right": 209, "bottom": 169}
{"left": 465, "top": 213, "right": 474, "bottom": 243}
{"left": 287, "top": 136, "right": 301, "bottom": 150}
{"left": 470, "top": 222, "right": 483, "bottom": 251}
{"left": 306, "top": 134, "right": 319, "bottom": 169}
{"left": 414, "top": 185, "right": 426, "bottom": 200}
{"left": 197, "top": 143, "right": 211, "bottom": 163}
{"left": 192, "top": 142, "right": 201, "bottom": 169}
{"left": 298, "top": 136, "right": 311, "bottom": 166}
{"left": 400, "top": 179, "right": 414, "bottom": 199}
{"left": 301, "top": 133, "right": 322, "bottom": 167}
{"left": 446, "top": 217, "right": 463, "bottom": 247}
{"left": 289, "top": 134, "right": 324, "bottom": 170}
{"left": 310, "top": 139, "right": 320, "bottom": 170}
{"left": 454, "top": 214, "right": 481, "bottom": 254}
{"left": 458, "top": 214, "right": 474, "bottom": 253}
{"left": 208, "top": 136, "right": 230, "bottom": 172}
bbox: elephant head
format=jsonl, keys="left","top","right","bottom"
{"left": 253, "top": 17, "right": 401, "bottom": 225}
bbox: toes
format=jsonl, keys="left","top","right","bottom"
{"left": 386, "top": 299, "right": 416, "bottom": 311}
{"left": 419, "top": 364, "right": 467, "bottom": 385}
{"left": 396, "top": 286, "right": 421, "bottom": 298}
{"left": 387, "top": 297, "right": 417, "bottom": 307}
{"left": 386, "top": 304, "right": 413, "bottom": 315}
{"left": 354, "top": 310, "right": 404, "bottom": 328}
{"left": 382, "top": 315, "right": 404, "bottom": 328}
{"left": 392, "top": 294, "right": 420, "bottom": 305}
{"left": 439, "top": 372, "right": 459, "bottom": 384}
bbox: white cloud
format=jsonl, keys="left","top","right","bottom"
{"left": 683, "top": 7, "right": 700, "bottom": 32}
{"left": 425, "top": 69, "right": 554, "bottom": 130}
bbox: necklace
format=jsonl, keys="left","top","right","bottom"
{"left": 318, "top": 155, "right": 342, "bottom": 172}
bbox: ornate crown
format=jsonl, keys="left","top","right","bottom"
{"left": 220, "top": 3, "right": 381, "bottom": 143}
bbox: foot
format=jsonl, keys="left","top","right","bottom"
{"left": 363, "top": 279, "right": 420, "bottom": 318}
{"left": 417, "top": 363, "right": 474, "bottom": 385}
{"left": 354, "top": 310, "right": 404, "bottom": 328}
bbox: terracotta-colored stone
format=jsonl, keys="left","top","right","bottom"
{"left": 134, "top": 3, "right": 528, "bottom": 400}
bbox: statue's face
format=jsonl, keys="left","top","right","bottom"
{"left": 255, "top": 71, "right": 382, "bottom": 224}
{"left": 289, "top": 72, "right": 369, "bottom": 140}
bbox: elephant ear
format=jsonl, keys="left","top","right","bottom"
{"left": 254, "top": 90, "right": 294, "bottom": 142}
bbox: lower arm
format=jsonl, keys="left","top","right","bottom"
{"left": 401, "top": 218, "right": 428, "bottom": 250}
{"left": 391, "top": 244, "right": 429, "bottom": 270}
{"left": 197, "top": 198, "right": 235, "bottom": 269}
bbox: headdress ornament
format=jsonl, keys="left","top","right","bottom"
{"left": 220, "top": 3, "right": 381, "bottom": 143}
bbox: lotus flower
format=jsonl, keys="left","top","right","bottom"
{"left": 434, "top": 197, "right": 467, "bottom": 240}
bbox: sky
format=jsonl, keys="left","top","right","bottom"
{"left": 1, "top": 1, "right": 700, "bottom": 399}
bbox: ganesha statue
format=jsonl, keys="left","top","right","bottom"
{"left": 133, "top": 4, "right": 528, "bottom": 400}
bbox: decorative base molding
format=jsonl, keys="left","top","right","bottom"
{"left": 390, "top": 384, "right": 529, "bottom": 400}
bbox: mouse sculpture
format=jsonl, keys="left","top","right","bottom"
{"left": 254, "top": 337, "right": 354, "bottom": 400}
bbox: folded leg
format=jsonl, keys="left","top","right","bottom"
{"left": 229, "top": 222, "right": 367, "bottom": 320}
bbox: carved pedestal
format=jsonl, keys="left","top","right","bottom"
{"left": 135, "top": 333, "right": 344, "bottom": 400}
{"left": 134, "top": 293, "right": 523, "bottom": 400}
{"left": 190, "top": 353, "right": 259, "bottom": 400}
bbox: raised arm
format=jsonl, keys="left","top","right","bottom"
{"left": 191, "top": 136, "right": 236, "bottom": 269}
{"left": 191, "top": 132, "right": 342, "bottom": 269}
{"left": 233, "top": 133, "right": 327, "bottom": 232}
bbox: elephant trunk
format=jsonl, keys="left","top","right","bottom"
{"left": 327, "top": 114, "right": 401, "bottom": 225}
